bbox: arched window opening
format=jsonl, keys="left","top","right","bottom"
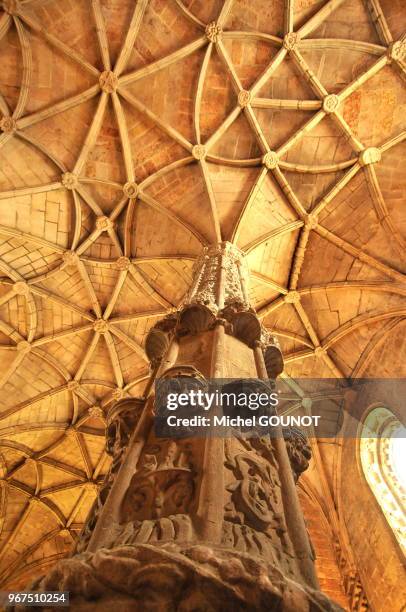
{"left": 360, "top": 407, "right": 406, "bottom": 554}
{"left": 390, "top": 427, "right": 406, "bottom": 490}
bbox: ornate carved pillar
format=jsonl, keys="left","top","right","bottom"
{"left": 27, "top": 242, "right": 343, "bottom": 611}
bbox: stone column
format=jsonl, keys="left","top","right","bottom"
{"left": 26, "top": 243, "right": 343, "bottom": 611}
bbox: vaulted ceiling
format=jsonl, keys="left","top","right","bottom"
{"left": 0, "top": 0, "right": 404, "bottom": 589}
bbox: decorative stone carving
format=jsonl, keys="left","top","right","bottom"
{"left": 388, "top": 40, "right": 406, "bottom": 63}
{"left": 305, "top": 213, "right": 318, "bottom": 230}
{"left": 227, "top": 310, "right": 261, "bottom": 346}
{"left": 16, "top": 340, "right": 31, "bottom": 353}
{"left": 120, "top": 440, "right": 195, "bottom": 522}
{"left": 181, "top": 257, "right": 218, "bottom": 318}
{"left": 33, "top": 240, "right": 341, "bottom": 612}
{"left": 182, "top": 242, "right": 249, "bottom": 316}
{"left": 223, "top": 437, "right": 299, "bottom": 577}
{"left": 111, "top": 387, "right": 125, "bottom": 401}
{"left": 13, "top": 281, "right": 30, "bottom": 296}
{"left": 62, "top": 250, "right": 79, "bottom": 268}
{"left": 178, "top": 304, "right": 217, "bottom": 335}
{"left": 106, "top": 398, "right": 144, "bottom": 459}
{"left": 18, "top": 544, "right": 343, "bottom": 612}
{"left": 225, "top": 452, "right": 283, "bottom": 529}
{"left": 262, "top": 334, "right": 284, "bottom": 379}
{"left": 61, "top": 172, "right": 79, "bottom": 190}
{"left": 283, "top": 427, "right": 312, "bottom": 482}
{"left": 93, "top": 319, "right": 109, "bottom": 334}
{"left": 159, "top": 364, "right": 206, "bottom": 383}
{"left": 145, "top": 242, "right": 283, "bottom": 364}
{"left": 323, "top": 94, "right": 340, "bottom": 114}
{"left": 284, "top": 290, "right": 300, "bottom": 304}
{"left": 0, "top": 115, "right": 17, "bottom": 132}
{"left": 96, "top": 216, "right": 114, "bottom": 231}
{"left": 123, "top": 182, "right": 138, "bottom": 198}
{"left": 107, "top": 417, "right": 198, "bottom": 547}
{"left": 145, "top": 313, "right": 177, "bottom": 367}
{"left": 238, "top": 89, "right": 251, "bottom": 107}
{"left": 283, "top": 32, "right": 300, "bottom": 51}
{"left": 99, "top": 70, "right": 118, "bottom": 93}
{"left": 359, "top": 147, "right": 381, "bottom": 167}
{"left": 59, "top": 528, "right": 70, "bottom": 538}
{"left": 88, "top": 406, "right": 104, "bottom": 419}
{"left": 205, "top": 21, "right": 222, "bottom": 43}
{"left": 115, "top": 256, "right": 131, "bottom": 271}
{"left": 77, "top": 398, "right": 145, "bottom": 554}
{"left": 192, "top": 144, "right": 207, "bottom": 160}
{"left": 262, "top": 151, "right": 279, "bottom": 169}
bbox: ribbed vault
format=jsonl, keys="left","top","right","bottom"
{"left": 0, "top": 0, "right": 404, "bottom": 588}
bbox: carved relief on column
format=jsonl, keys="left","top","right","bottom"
{"left": 100, "top": 365, "right": 207, "bottom": 549}
{"left": 283, "top": 428, "right": 312, "bottom": 483}
{"left": 113, "top": 436, "right": 198, "bottom": 547}
{"left": 223, "top": 435, "right": 298, "bottom": 579}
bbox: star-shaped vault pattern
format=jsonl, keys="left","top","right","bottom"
{"left": 0, "top": 0, "right": 405, "bottom": 589}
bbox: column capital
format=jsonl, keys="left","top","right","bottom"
{"left": 145, "top": 243, "right": 284, "bottom": 368}
{"left": 182, "top": 242, "right": 249, "bottom": 314}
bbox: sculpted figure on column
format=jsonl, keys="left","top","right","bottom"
{"left": 20, "top": 243, "right": 343, "bottom": 611}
